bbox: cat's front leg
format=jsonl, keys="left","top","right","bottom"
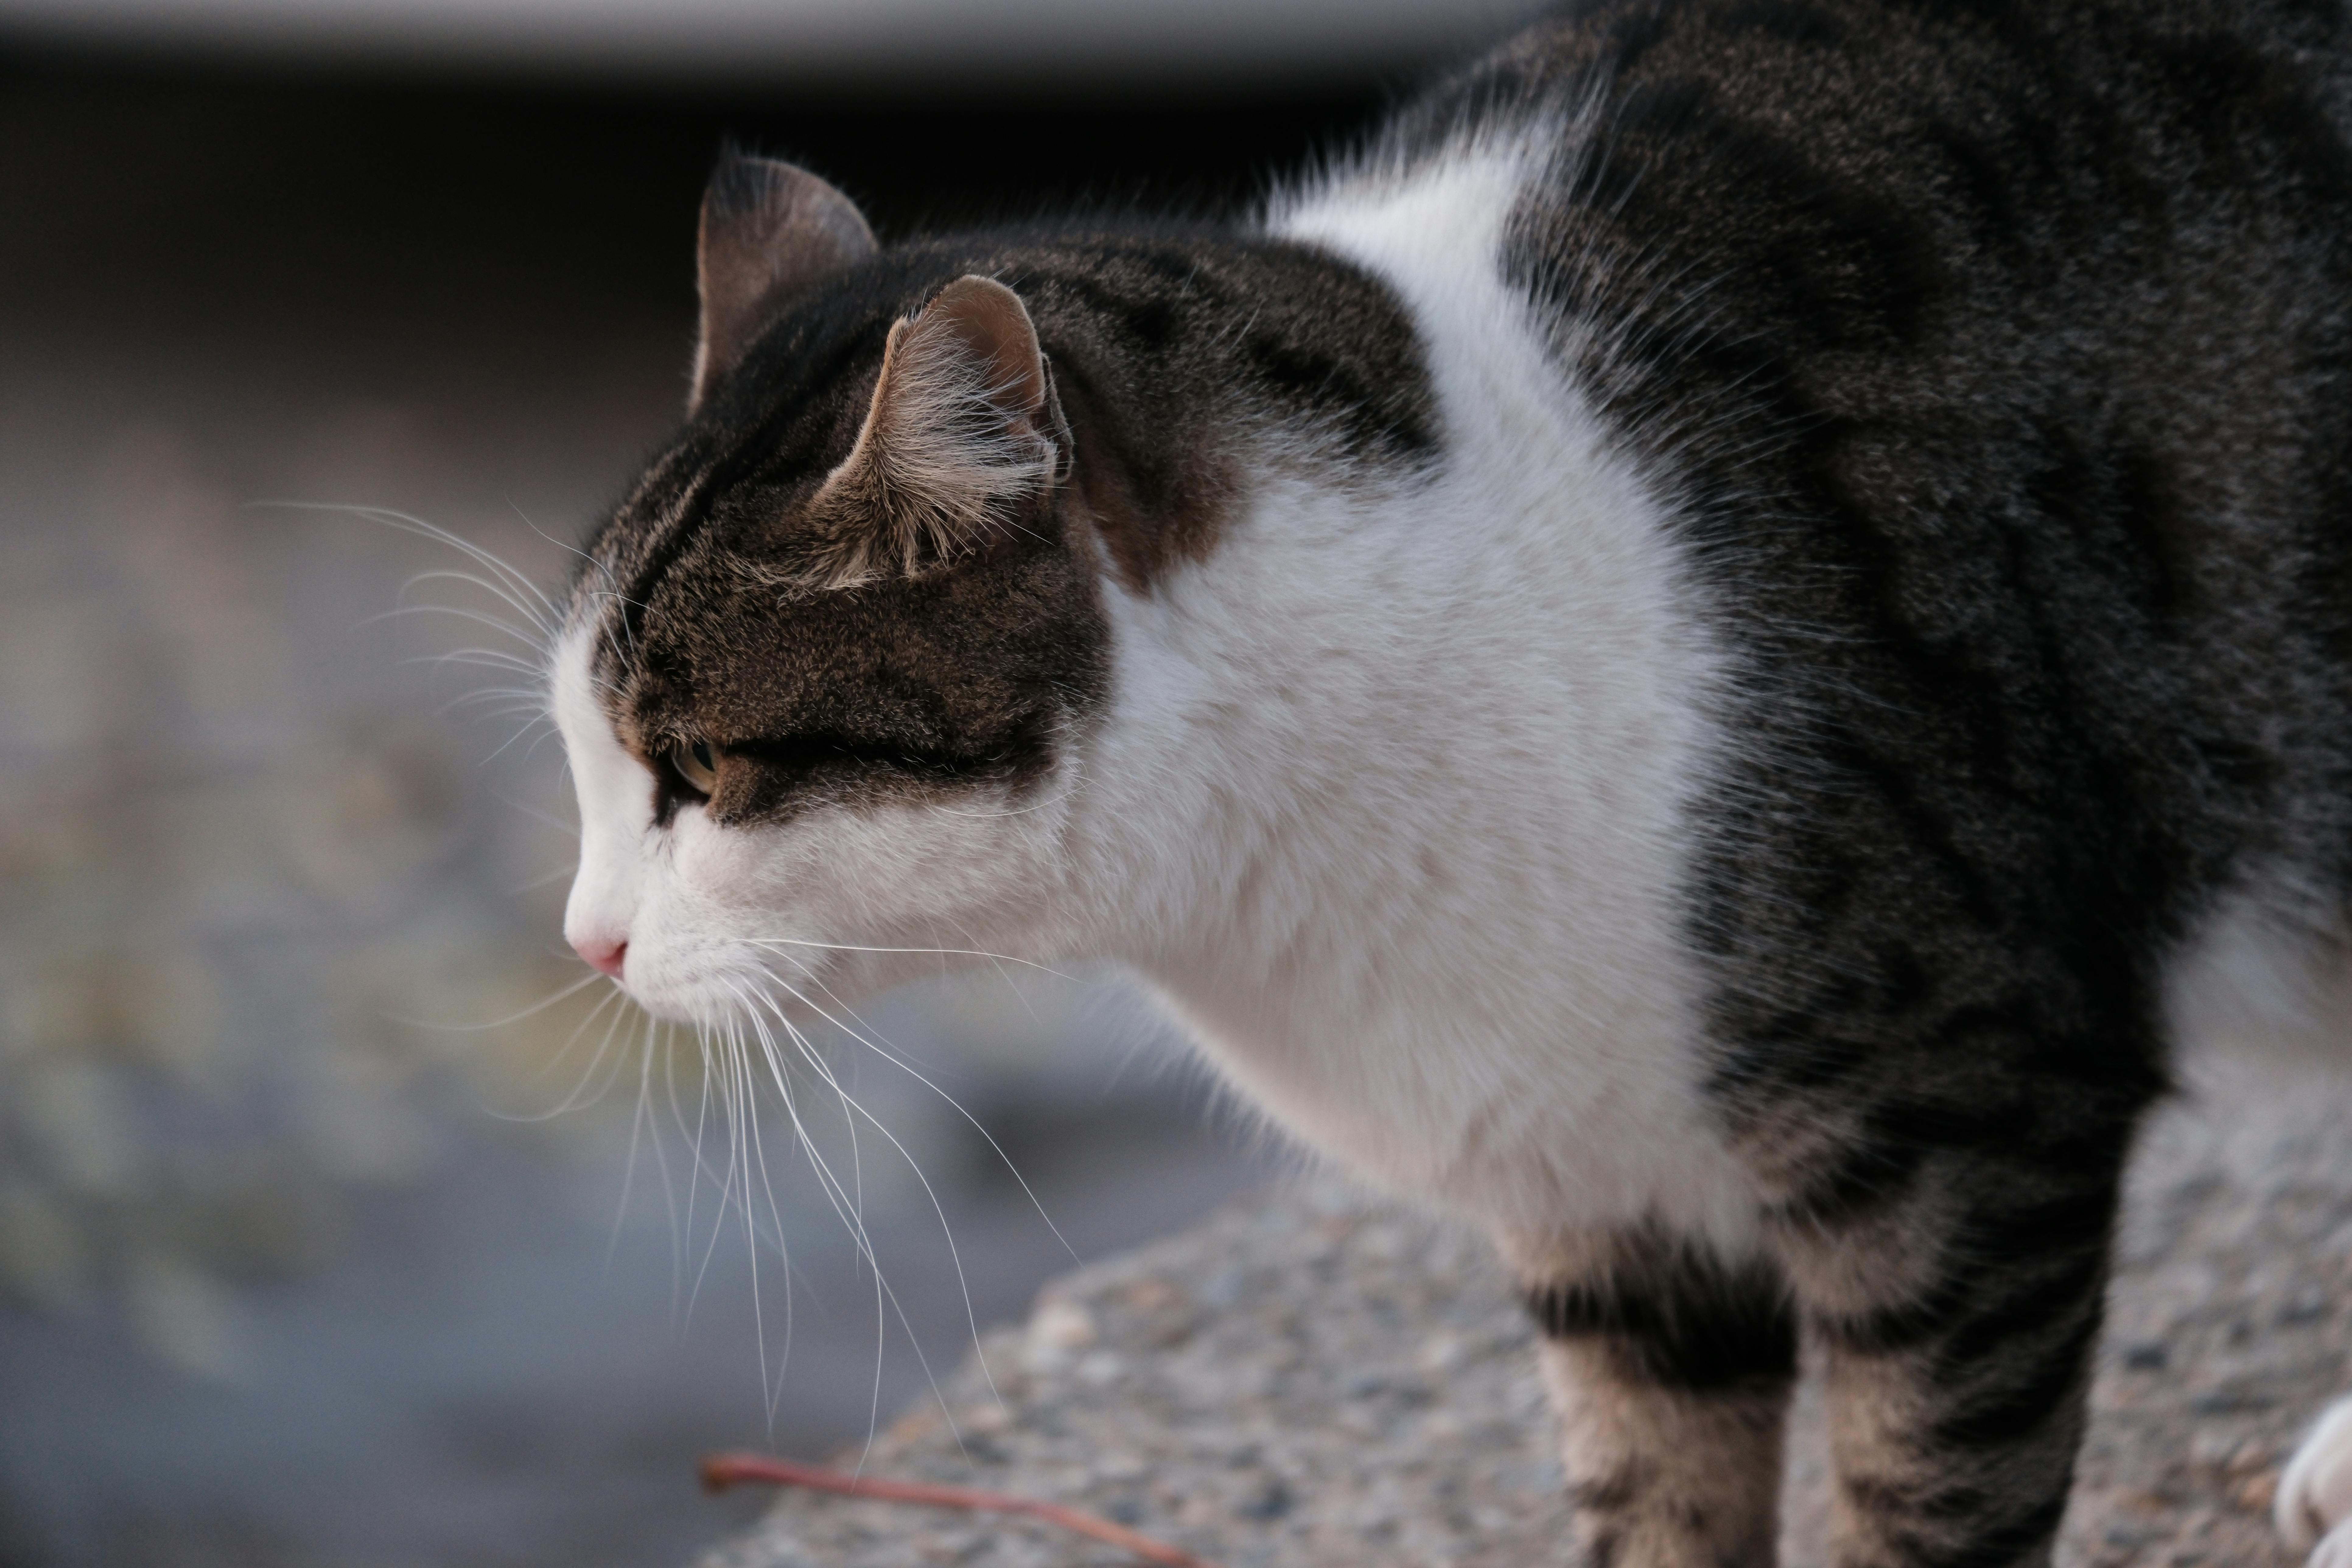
{"left": 1768, "top": 1143, "right": 2127, "bottom": 1568}
{"left": 1503, "top": 1227, "right": 1797, "bottom": 1567}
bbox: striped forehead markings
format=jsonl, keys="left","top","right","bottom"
{"left": 590, "top": 447, "right": 740, "bottom": 691}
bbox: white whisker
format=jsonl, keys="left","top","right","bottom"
{"left": 386, "top": 968, "right": 610, "bottom": 1033}
{"left": 255, "top": 500, "right": 565, "bottom": 639}
{"left": 766, "top": 964, "right": 1082, "bottom": 1272}
{"left": 748, "top": 977, "right": 1003, "bottom": 1412}
{"left": 488, "top": 789, "right": 583, "bottom": 842}
{"left": 506, "top": 864, "right": 581, "bottom": 894}
{"left": 738, "top": 935, "right": 1075, "bottom": 982}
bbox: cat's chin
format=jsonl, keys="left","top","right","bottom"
{"left": 619, "top": 982, "right": 832, "bottom": 1034}
{"left": 612, "top": 951, "right": 839, "bottom": 1033}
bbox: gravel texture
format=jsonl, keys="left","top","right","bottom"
{"left": 700, "top": 1074, "right": 2352, "bottom": 1568}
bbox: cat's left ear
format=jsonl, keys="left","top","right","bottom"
{"left": 691, "top": 148, "right": 877, "bottom": 411}
{"left": 803, "top": 274, "right": 1071, "bottom": 585}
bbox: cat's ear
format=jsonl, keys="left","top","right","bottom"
{"left": 803, "top": 274, "right": 1069, "bottom": 586}
{"left": 691, "top": 148, "right": 877, "bottom": 411}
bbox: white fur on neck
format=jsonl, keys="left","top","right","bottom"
{"left": 1067, "top": 134, "right": 1762, "bottom": 1253}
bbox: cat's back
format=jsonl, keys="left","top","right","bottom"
{"left": 1381, "top": 0, "right": 2352, "bottom": 461}
{"left": 1294, "top": 0, "right": 2352, "bottom": 628}
{"left": 1272, "top": 0, "right": 2352, "bottom": 1068}
{"left": 1331, "top": 0, "right": 2352, "bottom": 903}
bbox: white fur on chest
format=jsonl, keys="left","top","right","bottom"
{"left": 1072, "top": 138, "right": 1762, "bottom": 1253}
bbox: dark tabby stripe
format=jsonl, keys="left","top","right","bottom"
{"left": 1524, "top": 1238, "right": 1796, "bottom": 1392}
{"left": 1521, "top": 1232, "right": 1797, "bottom": 1564}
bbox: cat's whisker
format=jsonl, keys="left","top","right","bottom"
{"left": 429, "top": 684, "right": 555, "bottom": 717}
{"left": 511, "top": 502, "right": 619, "bottom": 594}
{"left": 267, "top": 500, "right": 568, "bottom": 641}
{"left": 761, "top": 965, "right": 1081, "bottom": 1271}
{"left": 374, "top": 573, "right": 558, "bottom": 649}
{"left": 683, "top": 1023, "right": 750, "bottom": 1327}
{"left": 432, "top": 698, "right": 556, "bottom": 737}
{"left": 387, "top": 630, "right": 554, "bottom": 718}
{"left": 648, "top": 1020, "right": 692, "bottom": 1317}
{"left": 580, "top": 584, "right": 650, "bottom": 614}
{"left": 384, "top": 968, "right": 610, "bottom": 1033}
{"left": 609, "top": 1011, "right": 676, "bottom": 1278}
{"left": 365, "top": 587, "right": 552, "bottom": 663}
{"left": 745, "top": 978, "right": 1003, "bottom": 1415}
{"left": 718, "top": 980, "right": 881, "bottom": 1274}
{"left": 687, "top": 969, "right": 1000, "bottom": 1449}
{"left": 530, "top": 985, "right": 642, "bottom": 1118}
{"left": 938, "top": 912, "right": 1045, "bottom": 1027}
{"left": 506, "top": 864, "right": 581, "bottom": 894}
{"left": 405, "top": 648, "right": 552, "bottom": 683}
{"left": 674, "top": 1027, "right": 725, "bottom": 1320}
{"left": 719, "top": 983, "right": 968, "bottom": 1440}
{"left": 513, "top": 722, "right": 576, "bottom": 775}
{"left": 737, "top": 936, "right": 1075, "bottom": 982}
{"left": 470, "top": 983, "right": 635, "bottom": 1128}
{"left": 581, "top": 588, "right": 649, "bottom": 667}
{"left": 465, "top": 709, "right": 566, "bottom": 770}
{"left": 657, "top": 1021, "right": 705, "bottom": 1321}
{"left": 485, "top": 788, "right": 581, "bottom": 842}
{"left": 683, "top": 1020, "right": 779, "bottom": 1328}
{"left": 732, "top": 1017, "right": 804, "bottom": 1422}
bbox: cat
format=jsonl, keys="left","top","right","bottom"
{"left": 549, "top": 1, "right": 2352, "bottom": 1563}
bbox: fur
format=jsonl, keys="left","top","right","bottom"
{"left": 548, "top": 3, "right": 2352, "bottom": 1563}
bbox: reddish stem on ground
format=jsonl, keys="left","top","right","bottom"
{"left": 700, "top": 1450, "right": 1227, "bottom": 1568}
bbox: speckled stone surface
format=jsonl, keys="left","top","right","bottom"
{"left": 699, "top": 1077, "right": 2352, "bottom": 1568}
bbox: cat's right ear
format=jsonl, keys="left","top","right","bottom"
{"left": 690, "top": 149, "right": 878, "bottom": 412}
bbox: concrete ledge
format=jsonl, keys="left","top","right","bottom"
{"left": 701, "top": 1084, "right": 2352, "bottom": 1567}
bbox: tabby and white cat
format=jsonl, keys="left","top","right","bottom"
{"left": 551, "top": 2, "right": 2352, "bottom": 1562}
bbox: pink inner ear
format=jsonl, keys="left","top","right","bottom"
{"left": 919, "top": 277, "right": 1048, "bottom": 417}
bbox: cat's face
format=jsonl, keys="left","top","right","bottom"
{"left": 556, "top": 159, "right": 1108, "bottom": 1027}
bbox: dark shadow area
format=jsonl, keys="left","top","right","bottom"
{"left": 0, "top": 46, "right": 1405, "bottom": 345}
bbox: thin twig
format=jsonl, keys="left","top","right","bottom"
{"left": 700, "top": 1450, "right": 1227, "bottom": 1568}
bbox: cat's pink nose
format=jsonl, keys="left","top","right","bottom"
{"left": 574, "top": 935, "right": 627, "bottom": 978}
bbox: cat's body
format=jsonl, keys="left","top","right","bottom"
{"left": 553, "top": 2, "right": 2352, "bottom": 1563}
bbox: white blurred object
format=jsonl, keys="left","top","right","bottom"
{"left": 0, "top": 0, "right": 1545, "bottom": 80}
{"left": 2284, "top": 1398, "right": 2352, "bottom": 1558}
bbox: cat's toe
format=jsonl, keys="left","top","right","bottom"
{"left": 2279, "top": 1397, "right": 2352, "bottom": 1555}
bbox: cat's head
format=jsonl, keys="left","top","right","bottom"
{"left": 554, "top": 152, "right": 1111, "bottom": 1027}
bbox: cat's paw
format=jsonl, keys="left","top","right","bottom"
{"left": 2279, "top": 1397, "right": 2352, "bottom": 1558}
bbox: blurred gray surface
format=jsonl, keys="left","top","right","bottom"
{"left": 699, "top": 1074, "right": 2352, "bottom": 1568}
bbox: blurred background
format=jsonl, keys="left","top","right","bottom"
{"left": 0, "top": 2, "right": 1539, "bottom": 1565}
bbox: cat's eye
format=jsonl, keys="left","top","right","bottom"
{"left": 666, "top": 738, "right": 720, "bottom": 797}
